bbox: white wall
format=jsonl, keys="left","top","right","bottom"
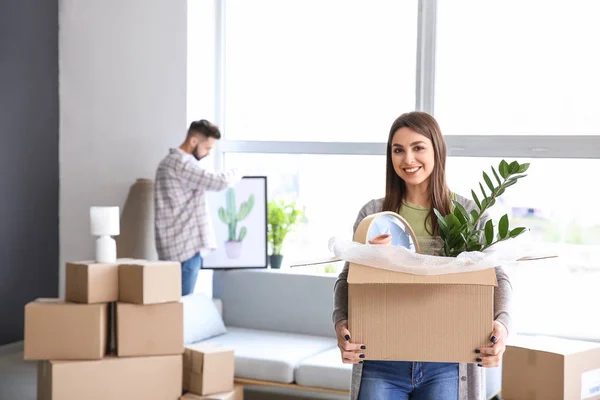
{"left": 59, "top": 0, "right": 189, "bottom": 296}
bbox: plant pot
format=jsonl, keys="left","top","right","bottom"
{"left": 269, "top": 254, "right": 283, "bottom": 269}
{"left": 224, "top": 241, "right": 243, "bottom": 259}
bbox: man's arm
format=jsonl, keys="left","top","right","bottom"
{"left": 180, "top": 160, "right": 242, "bottom": 191}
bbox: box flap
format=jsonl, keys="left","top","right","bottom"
{"left": 347, "top": 263, "right": 497, "bottom": 286}
{"left": 508, "top": 335, "right": 600, "bottom": 356}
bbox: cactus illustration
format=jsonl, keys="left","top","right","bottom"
{"left": 218, "top": 188, "right": 254, "bottom": 242}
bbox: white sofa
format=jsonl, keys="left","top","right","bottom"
{"left": 193, "top": 269, "right": 501, "bottom": 399}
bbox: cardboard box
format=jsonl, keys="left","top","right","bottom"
{"left": 119, "top": 260, "right": 181, "bottom": 304}
{"left": 348, "top": 264, "right": 496, "bottom": 363}
{"left": 116, "top": 301, "right": 183, "bottom": 357}
{"left": 502, "top": 335, "right": 600, "bottom": 400}
{"left": 37, "top": 354, "right": 182, "bottom": 400}
{"left": 181, "top": 384, "right": 243, "bottom": 400}
{"left": 24, "top": 299, "right": 107, "bottom": 360}
{"left": 65, "top": 259, "right": 139, "bottom": 303}
{"left": 347, "top": 212, "right": 497, "bottom": 363}
{"left": 183, "top": 343, "right": 235, "bottom": 396}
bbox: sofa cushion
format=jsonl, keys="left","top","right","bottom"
{"left": 213, "top": 270, "right": 337, "bottom": 338}
{"left": 199, "top": 327, "right": 336, "bottom": 383}
{"left": 295, "top": 347, "right": 352, "bottom": 391}
{"left": 182, "top": 293, "right": 227, "bottom": 345}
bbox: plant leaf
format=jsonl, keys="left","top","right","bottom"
{"left": 446, "top": 213, "right": 462, "bottom": 229}
{"left": 470, "top": 210, "right": 479, "bottom": 222}
{"left": 434, "top": 209, "right": 448, "bottom": 230}
{"left": 483, "top": 172, "right": 495, "bottom": 192}
{"left": 509, "top": 161, "right": 520, "bottom": 174}
{"left": 491, "top": 167, "right": 502, "bottom": 185}
{"left": 498, "top": 214, "right": 509, "bottom": 239}
{"left": 518, "top": 163, "right": 530, "bottom": 173}
{"left": 509, "top": 227, "right": 527, "bottom": 238}
{"left": 471, "top": 190, "right": 481, "bottom": 210}
{"left": 499, "top": 160, "right": 509, "bottom": 179}
{"left": 484, "top": 220, "right": 494, "bottom": 245}
{"left": 451, "top": 200, "right": 470, "bottom": 224}
{"left": 480, "top": 183, "right": 488, "bottom": 200}
{"left": 507, "top": 174, "right": 528, "bottom": 182}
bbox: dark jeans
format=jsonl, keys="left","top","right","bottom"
{"left": 358, "top": 360, "right": 459, "bottom": 400}
{"left": 181, "top": 252, "right": 202, "bottom": 296}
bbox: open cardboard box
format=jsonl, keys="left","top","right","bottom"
{"left": 291, "top": 211, "right": 557, "bottom": 363}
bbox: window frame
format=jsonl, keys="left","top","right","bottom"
{"left": 199, "top": 0, "right": 600, "bottom": 340}
{"left": 211, "top": 0, "right": 600, "bottom": 161}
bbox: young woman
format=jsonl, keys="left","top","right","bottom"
{"left": 332, "top": 111, "right": 512, "bottom": 400}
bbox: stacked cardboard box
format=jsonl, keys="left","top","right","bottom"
{"left": 180, "top": 343, "right": 240, "bottom": 400}
{"left": 24, "top": 259, "right": 184, "bottom": 400}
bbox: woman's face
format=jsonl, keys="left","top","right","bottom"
{"left": 391, "top": 127, "right": 435, "bottom": 189}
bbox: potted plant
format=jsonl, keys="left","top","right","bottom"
{"left": 218, "top": 188, "right": 254, "bottom": 259}
{"left": 267, "top": 199, "right": 304, "bottom": 268}
{"left": 435, "top": 160, "right": 530, "bottom": 256}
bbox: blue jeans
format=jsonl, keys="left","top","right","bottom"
{"left": 358, "top": 361, "right": 459, "bottom": 400}
{"left": 181, "top": 253, "right": 202, "bottom": 296}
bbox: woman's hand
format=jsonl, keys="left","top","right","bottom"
{"left": 475, "top": 321, "right": 508, "bottom": 367}
{"left": 369, "top": 233, "right": 392, "bottom": 245}
{"left": 335, "top": 319, "right": 365, "bottom": 364}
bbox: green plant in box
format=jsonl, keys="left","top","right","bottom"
{"left": 434, "top": 160, "right": 530, "bottom": 257}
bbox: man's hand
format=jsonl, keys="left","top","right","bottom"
{"left": 335, "top": 320, "right": 365, "bottom": 364}
{"left": 475, "top": 321, "right": 508, "bottom": 367}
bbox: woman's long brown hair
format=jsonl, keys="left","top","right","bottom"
{"left": 381, "top": 111, "right": 452, "bottom": 236}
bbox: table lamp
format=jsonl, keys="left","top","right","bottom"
{"left": 90, "top": 206, "right": 120, "bottom": 263}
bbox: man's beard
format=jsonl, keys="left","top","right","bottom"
{"left": 192, "top": 145, "right": 203, "bottom": 161}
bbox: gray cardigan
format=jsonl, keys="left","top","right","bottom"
{"left": 332, "top": 195, "right": 513, "bottom": 400}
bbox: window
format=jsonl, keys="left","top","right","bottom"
{"left": 223, "top": 0, "right": 418, "bottom": 142}
{"left": 435, "top": 0, "right": 600, "bottom": 136}
{"left": 447, "top": 157, "right": 600, "bottom": 338}
{"left": 196, "top": 0, "right": 600, "bottom": 340}
{"left": 224, "top": 153, "right": 386, "bottom": 266}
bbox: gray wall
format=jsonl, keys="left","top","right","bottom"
{"left": 0, "top": 0, "right": 59, "bottom": 345}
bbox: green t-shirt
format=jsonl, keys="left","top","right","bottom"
{"left": 398, "top": 193, "right": 456, "bottom": 253}
{"left": 398, "top": 201, "right": 432, "bottom": 239}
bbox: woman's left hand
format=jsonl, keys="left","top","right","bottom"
{"left": 475, "top": 321, "right": 508, "bottom": 367}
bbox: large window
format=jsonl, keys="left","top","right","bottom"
{"left": 435, "top": 0, "right": 600, "bottom": 136}
{"left": 223, "top": 0, "right": 418, "bottom": 142}
{"left": 197, "top": 0, "right": 600, "bottom": 340}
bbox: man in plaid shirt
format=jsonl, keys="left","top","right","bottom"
{"left": 154, "top": 120, "right": 241, "bottom": 295}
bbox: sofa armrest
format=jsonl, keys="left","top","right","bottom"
{"left": 212, "top": 298, "right": 223, "bottom": 318}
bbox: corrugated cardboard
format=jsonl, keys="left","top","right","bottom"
{"left": 347, "top": 212, "right": 497, "bottom": 363}
{"left": 37, "top": 354, "right": 182, "bottom": 400}
{"left": 65, "top": 258, "right": 140, "bottom": 303}
{"left": 502, "top": 335, "right": 600, "bottom": 400}
{"left": 119, "top": 260, "right": 181, "bottom": 304}
{"left": 180, "top": 384, "right": 243, "bottom": 400}
{"left": 183, "top": 343, "right": 235, "bottom": 396}
{"left": 24, "top": 299, "right": 107, "bottom": 360}
{"left": 116, "top": 302, "right": 184, "bottom": 357}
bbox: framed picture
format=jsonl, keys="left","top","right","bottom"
{"left": 202, "top": 176, "right": 268, "bottom": 269}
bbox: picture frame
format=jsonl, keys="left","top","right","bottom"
{"left": 202, "top": 176, "right": 268, "bottom": 269}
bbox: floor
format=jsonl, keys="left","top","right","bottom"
{"left": 0, "top": 342, "right": 37, "bottom": 400}
{"left": 0, "top": 341, "right": 346, "bottom": 400}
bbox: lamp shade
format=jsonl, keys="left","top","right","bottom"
{"left": 90, "top": 206, "right": 120, "bottom": 236}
